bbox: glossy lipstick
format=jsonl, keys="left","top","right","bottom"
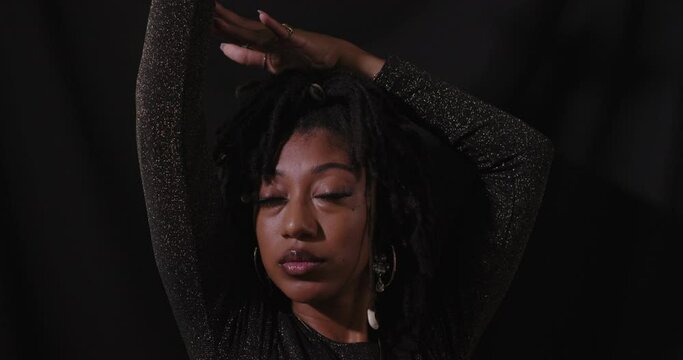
{"left": 278, "top": 249, "right": 324, "bottom": 276}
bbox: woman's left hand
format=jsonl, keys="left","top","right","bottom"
{"left": 211, "top": 2, "right": 384, "bottom": 79}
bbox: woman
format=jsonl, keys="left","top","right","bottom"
{"left": 135, "top": 0, "right": 554, "bottom": 359}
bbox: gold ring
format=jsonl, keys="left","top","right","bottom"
{"left": 281, "top": 23, "right": 294, "bottom": 39}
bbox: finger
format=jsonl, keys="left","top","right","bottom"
{"left": 257, "top": 10, "right": 298, "bottom": 43}
{"left": 219, "top": 43, "right": 267, "bottom": 69}
{"left": 213, "top": 17, "right": 267, "bottom": 47}
{"left": 215, "top": 2, "right": 262, "bottom": 31}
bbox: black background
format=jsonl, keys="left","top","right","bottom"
{"left": 2, "top": 0, "right": 682, "bottom": 359}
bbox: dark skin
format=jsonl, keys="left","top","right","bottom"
{"left": 212, "top": 3, "right": 389, "bottom": 343}
{"left": 212, "top": 2, "right": 385, "bottom": 78}
{"left": 255, "top": 129, "right": 372, "bottom": 343}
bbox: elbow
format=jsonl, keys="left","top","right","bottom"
{"left": 522, "top": 128, "right": 555, "bottom": 174}
{"left": 537, "top": 134, "right": 555, "bottom": 165}
{"left": 531, "top": 133, "right": 555, "bottom": 185}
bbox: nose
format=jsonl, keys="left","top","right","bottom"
{"left": 281, "top": 196, "right": 318, "bottom": 241}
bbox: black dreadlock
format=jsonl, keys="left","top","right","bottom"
{"left": 213, "top": 68, "right": 445, "bottom": 358}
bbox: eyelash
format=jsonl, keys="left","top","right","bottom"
{"left": 315, "top": 191, "right": 352, "bottom": 201}
{"left": 255, "top": 196, "right": 286, "bottom": 207}
{"left": 255, "top": 192, "right": 352, "bottom": 207}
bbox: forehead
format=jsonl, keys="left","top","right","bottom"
{"left": 276, "top": 128, "right": 352, "bottom": 171}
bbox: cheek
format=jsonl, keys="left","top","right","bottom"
{"left": 254, "top": 214, "right": 269, "bottom": 246}
{"left": 319, "top": 206, "right": 369, "bottom": 256}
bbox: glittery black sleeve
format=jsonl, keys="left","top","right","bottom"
{"left": 135, "top": 0, "right": 219, "bottom": 358}
{"left": 374, "top": 57, "right": 554, "bottom": 356}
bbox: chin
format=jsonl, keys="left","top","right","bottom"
{"left": 278, "top": 280, "right": 335, "bottom": 304}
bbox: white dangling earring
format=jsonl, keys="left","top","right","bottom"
{"left": 367, "top": 308, "right": 379, "bottom": 330}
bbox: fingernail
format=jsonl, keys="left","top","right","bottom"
{"left": 220, "top": 43, "right": 227, "bottom": 51}
{"left": 257, "top": 9, "right": 264, "bottom": 15}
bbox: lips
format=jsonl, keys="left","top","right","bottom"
{"left": 278, "top": 249, "right": 324, "bottom": 276}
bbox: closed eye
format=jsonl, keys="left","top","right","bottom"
{"left": 255, "top": 196, "right": 287, "bottom": 207}
{"left": 315, "top": 192, "right": 352, "bottom": 201}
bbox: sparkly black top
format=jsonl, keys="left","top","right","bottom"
{"left": 135, "top": 0, "right": 554, "bottom": 359}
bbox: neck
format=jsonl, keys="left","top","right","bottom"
{"left": 291, "top": 283, "right": 374, "bottom": 343}
{"left": 292, "top": 300, "right": 369, "bottom": 343}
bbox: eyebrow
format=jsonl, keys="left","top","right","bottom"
{"left": 311, "top": 162, "right": 356, "bottom": 174}
{"left": 273, "top": 162, "right": 356, "bottom": 177}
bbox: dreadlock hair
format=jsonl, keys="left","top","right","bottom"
{"left": 213, "top": 68, "right": 445, "bottom": 358}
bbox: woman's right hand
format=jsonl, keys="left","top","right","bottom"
{"left": 211, "top": 2, "right": 384, "bottom": 79}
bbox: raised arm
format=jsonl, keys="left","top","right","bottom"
{"left": 135, "top": 0, "right": 219, "bottom": 358}
{"left": 373, "top": 57, "right": 554, "bottom": 356}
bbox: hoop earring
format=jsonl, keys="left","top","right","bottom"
{"left": 372, "top": 245, "right": 397, "bottom": 293}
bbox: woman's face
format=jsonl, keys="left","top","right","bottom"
{"left": 255, "top": 128, "right": 371, "bottom": 306}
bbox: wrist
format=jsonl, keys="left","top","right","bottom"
{"left": 338, "top": 41, "right": 385, "bottom": 80}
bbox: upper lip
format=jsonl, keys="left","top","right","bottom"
{"left": 278, "top": 249, "right": 324, "bottom": 264}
